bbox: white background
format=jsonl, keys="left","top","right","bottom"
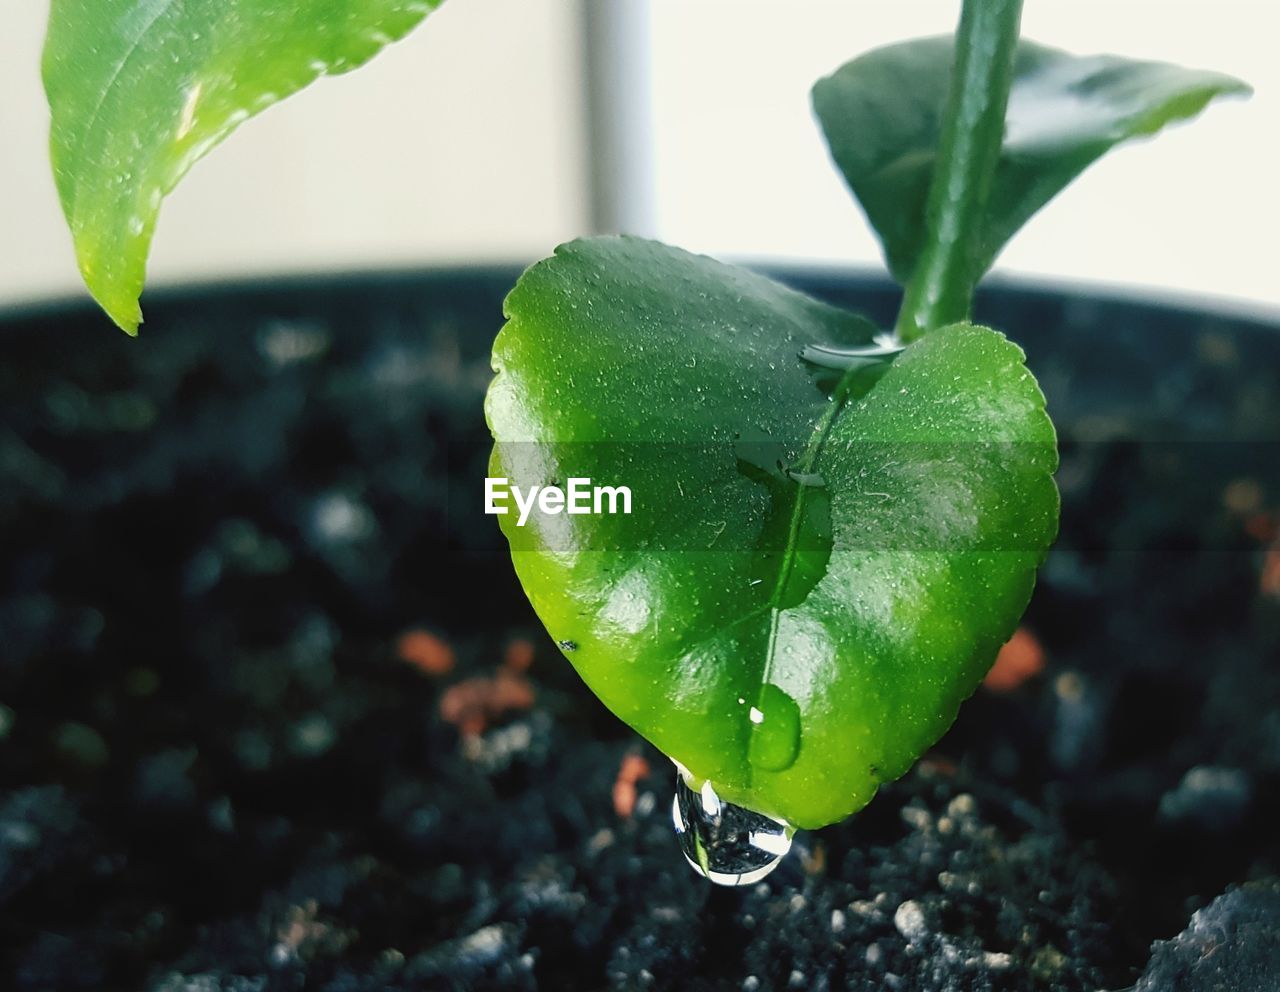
{"left": 0, "top": 0, "right": 589, "bottom": 308}
{"left": 1, "top": 1, "right": 1276, "bottom": 313}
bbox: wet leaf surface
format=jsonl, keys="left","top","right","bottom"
{"left": 486, "top": 237, "right": 1058, "bottom": 827}
{"left": 813, "top": 38, "right": 1249, "bottom": 284}
{"left": 43, "top": 0, "right": 443, "bottom": 333}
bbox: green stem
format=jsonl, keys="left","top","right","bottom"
{"left": 895, "top": 0, "right": 1023, "bottom": 341}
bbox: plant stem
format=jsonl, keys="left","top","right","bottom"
{"left": 894, "top": 0, "right": 1023, "bottom": 342}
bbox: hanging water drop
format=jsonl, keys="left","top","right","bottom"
{"left": 671, "top": 772, "right": 794, "bottom": 886}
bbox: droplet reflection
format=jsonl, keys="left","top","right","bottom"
{"left": 672, "top": 773, "right": 794, "bottom": 886}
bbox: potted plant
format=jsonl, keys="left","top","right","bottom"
{"left": 3, "top": 0, "right": 1277, "bottom": 988}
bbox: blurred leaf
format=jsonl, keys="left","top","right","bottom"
{"left": 43, "top": 0, "right": 444, "bottom": 334}
{"left": 486, "top": 237, "right": 1058, "bottom": 828}
{"left": 813, "top": 37, "right": 1250, "bottom": 285}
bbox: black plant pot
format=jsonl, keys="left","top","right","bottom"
{"left": 2, "top": 269, "right": 1278, "bottom": 991}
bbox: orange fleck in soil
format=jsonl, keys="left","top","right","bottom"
{"left": 612, "top": 753, "right": 651, "bottom": 819}
{"left": 395, "top": 629, "right": 454, "bottom": 676}
{"left": 439, "top": 670, "right": 535, "bottom": 737}
{"left": 984, "top": 627, "right": 1046, "bottom": 692}
{"left": 1261, "top": 547, "right": 1280, "bottom": 599}
{"left": 503, "top": 637, "right": 535, "bottom": 673}
{"left": 918, "top": 754, "right": 958, "bottom": 779}
{"left": 800, "top": 840, "right": 827, "bottom": 876}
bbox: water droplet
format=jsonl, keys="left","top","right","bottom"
{"left": 671, "top": 773, "right": 794, "bottom": 886}
{"left": 799, "top": 339, "right": 904, "bottom": 371}
{"left": 747, "top": 684, "right": 801, "bottom": 772}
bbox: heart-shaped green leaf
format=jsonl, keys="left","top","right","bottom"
{"left": 486, "top": 237, "right": 1058, "bottom": 828}
{"left": 43, "top": 0, "right": 444, "bottom": 334}
{"left": 812, "top": 37, "right": 1250, "bottom": 286}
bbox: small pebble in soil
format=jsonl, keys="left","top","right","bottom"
{"left": 1158, "top": 765, "right": 1253, "bottom": 830}
{"left": 310, "top": 492, "right": 375, "bottom": 545}
{"left": 893, "top": 900, "right": 928, "bottom": 943}
{"left": 1051, "top": 670, "right": 1105, "bottom": 772}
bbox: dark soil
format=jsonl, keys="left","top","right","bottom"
{"left": 2, "top": 270, "right": 1279, "bottom": 991}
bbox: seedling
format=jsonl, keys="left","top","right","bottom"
{"left": 43, "top": 0, "right": 1248, "bottom": 883}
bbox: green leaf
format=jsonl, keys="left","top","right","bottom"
{"left": 813, "top": 37, "right": 1250, "bottom": 286}
{"left": 43, "top": 0, "right": 444, "bottom": 334}
{"left": 486, "top": 237, "right": 1058, "bottom": 828}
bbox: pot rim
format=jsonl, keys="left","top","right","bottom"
{"left": 1, "top": 260, "right": 1277, "bottom": 330}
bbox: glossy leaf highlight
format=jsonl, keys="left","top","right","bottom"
{"left": 43, "top": 0, "right": 443, "bottom": 334}
{"left": 813, "top": 38, "right": 1250, "bottom": 285}
{"left": 486, "top": 237, "right": 1058, "bottom": 828}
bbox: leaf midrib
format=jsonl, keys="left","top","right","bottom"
{"left": 752, "top": 372, "right": 858, "bottom": 748}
